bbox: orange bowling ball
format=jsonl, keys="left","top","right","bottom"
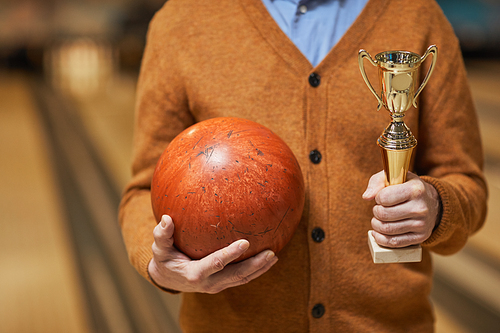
{"left": 151, "top": 117, "right": 305, "bottom": 262}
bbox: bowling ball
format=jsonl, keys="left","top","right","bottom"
{"left": 151, "top": 117, "right": 305, "bottom": 262}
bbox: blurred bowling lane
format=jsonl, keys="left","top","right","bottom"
{"left": 44, "top": 38, "right": 135, "bottom": 192}
{"left": 0, "top": 74, "right": 90, "bottom": 333}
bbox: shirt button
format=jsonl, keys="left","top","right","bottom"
{"left": 309, "top": 150, "right": 322, "bottom": 164}
{"left": 299, "top": 5, "right": 307, "bottom": 14}
{"left": 312, "top": 227, "right": 325, "bottom": 243}
{"left": 312, "top": 303, "right": 325, "bottom": 318}
{"left": 308, "top": 73, "right": 321, "bottom": 87}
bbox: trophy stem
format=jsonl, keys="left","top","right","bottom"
{"left": 369, "top": 117, "right": 422, "bottom": 263}
{"left": 379, "top": 147, "right": 414, "bottom": 186}
{"left": 377, "top": 117, "right": 417, "bottom": 186}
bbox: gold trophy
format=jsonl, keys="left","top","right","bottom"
{"left": 358, "top": 45, "right": 437, "bottom": 263}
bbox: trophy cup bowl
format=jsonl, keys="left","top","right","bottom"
{"left": 358, "top": 45, "right": 437, "bottom": 263}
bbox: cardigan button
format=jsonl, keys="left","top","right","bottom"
{"left": 309, "top": 150, "right": 322, "bottom": 164}
{"left": 308, "top": 73, "right": 321, "bottom": 87}
{"left": 312, "top": 303, "right": 325, "bottom": 318}
{"left": 312, "top": 228, "right": 325, "bottom": 243}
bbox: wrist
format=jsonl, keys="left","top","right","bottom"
{"left": 433, "top": 195, "right": 443, "bottom": 232}
{"left": 426, "top": 181, "right": 442, "bottom": 231}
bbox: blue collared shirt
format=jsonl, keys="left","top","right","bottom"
{"left": 261, "top": 0, "right": 369, "bottom": 66}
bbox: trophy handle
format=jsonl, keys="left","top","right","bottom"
{"left": 413, "top": 45, "right": 438, "bottom": 108}
{"left": 358, "top": 50, "right": 383, "bottom": 111}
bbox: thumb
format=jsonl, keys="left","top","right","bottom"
{"left": 362, "top": 170, "right": 386, "bottom": 200}
{"left": 152, "top": 215, "right": 176, "bottom": 261}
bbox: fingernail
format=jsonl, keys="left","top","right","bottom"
{"left": 266, "top": 251, "right": 275, "bottom": 262}
{"left": 160, "top": 219, "right": 166, "bottom": 229}
{"left": 362, "top": 188, "right": 372, "bottom": 199}
{"left": 238, "top": 240, "right": 249, "bottom": 251}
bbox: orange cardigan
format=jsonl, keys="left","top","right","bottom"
{"left": 119, "top": 0, "right": 487, "bottom": 331}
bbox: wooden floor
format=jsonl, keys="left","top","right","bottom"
{"left": 1, "top": 58, "right": 499, "bottom": 332}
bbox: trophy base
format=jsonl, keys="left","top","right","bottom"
{"left": 368, "top": 231, "right": 422, "bottom": 263}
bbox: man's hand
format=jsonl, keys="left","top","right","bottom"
{"left": 362, "top": 171, "right": 441, "bottom": 248}
{"left": 148, "top": 215, "right": 279, "bottom": 294}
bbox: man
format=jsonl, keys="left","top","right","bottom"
{"left": 119, "top": 0, "right": 487, "bottom": 331}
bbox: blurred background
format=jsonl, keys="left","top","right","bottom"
{"left": 0, "top": 0, "right": 499, "bottom": 332}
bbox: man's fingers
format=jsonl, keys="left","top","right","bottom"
{"left": 195, "top": 239, "right": 251, "bottom": 278}
{"left": 371, "top": 217, "right": 427, "bottom": 235}
{"left": 372, "top": 199, "right": 428, "bottom": 222}
{"left": 366, "top": 172, "right": 439, "bottom": 247}
{"left": 374, "top": 173, "right": 425, "bottom": 206}
{"left": 205, "top": 250, "right": 278, "bottom": 293}
{"left": 153, "top": 215, "right": 175, "bottom": 244}
{"left": 362, "top": 170, "right": 386, "bottom": 200}
{"left": 149, "top": 218, "right": 281, "bottom": 293}
{"left": 152, "top": 215, "right": 176, "bottom": 261}
{"left": 241, "top": 253, "right": 278, "bottom": 282}
{"left": 371, "top": 230, "right": 425, "bottom": 248}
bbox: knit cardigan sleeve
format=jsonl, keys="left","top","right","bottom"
{"left": 118, "top": 6, "right": 195, "bottom": 283}
{"left": 413, "top": 7, "right": 488, "bottom": 254}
